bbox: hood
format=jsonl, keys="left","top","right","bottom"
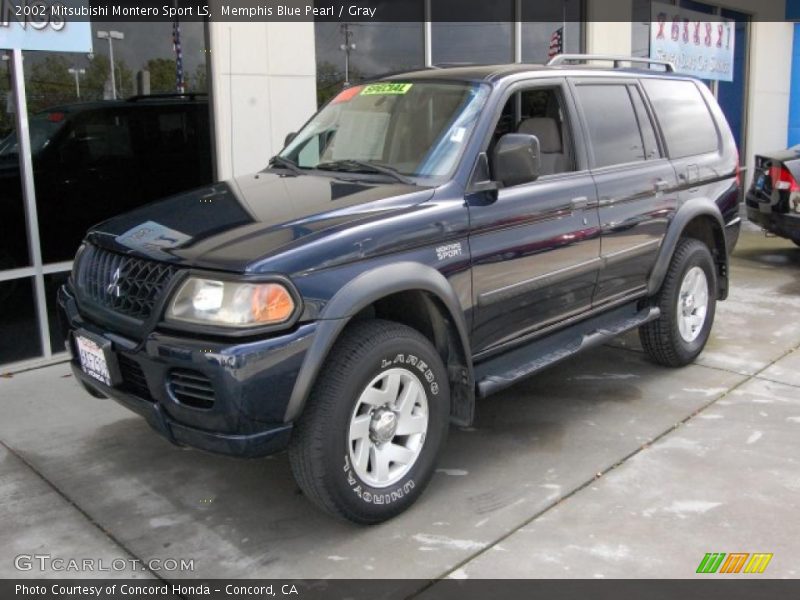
{"left": 86, "top": 171, "right": 434, "bottom": 272}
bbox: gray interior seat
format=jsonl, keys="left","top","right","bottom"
{"left": 516, "top": 117, "right": 568, "bottom": 175}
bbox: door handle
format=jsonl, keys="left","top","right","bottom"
{"left": 655, "top": 179, "right": 669, "bottom": 192}
{"left": 570, "top": 196, "right": 589, "bottom": 210}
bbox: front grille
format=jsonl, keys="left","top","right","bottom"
{"left": 77, "top": 244, "right": 177, "bottom": 320}
{"left": 168, "top": 370, "right": 215, "bottom": 409}
{"left": 118, "top": 354, "right": 154, "bottom": 402}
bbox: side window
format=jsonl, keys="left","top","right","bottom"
{"left": 489, "top": 86, "right": 576, "bottom": 179}
{"left": 641, "top": 79, "right": 719, "bottom": 159}
{"left": 575, "top": 84, "right": 646, "bottom": 169}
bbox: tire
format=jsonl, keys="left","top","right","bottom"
{"left": 639, "top": 238, "right": 717, "bottom": 367}
{"left": 288, "top": 319, "right": 450, "bottom": 524}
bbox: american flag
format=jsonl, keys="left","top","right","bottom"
{"left": 172, "top": 17, "right": 185, "bottom": 93}
{"left": 548, "top": 26, "right": 564, "bottom": 60}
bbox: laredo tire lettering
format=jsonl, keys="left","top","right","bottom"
{"left": 380, "top": 354, "right": 439, "bottom": 395}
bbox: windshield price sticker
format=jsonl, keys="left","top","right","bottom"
{"left": 361, "top": 83, "right": 413, "bottom": 96}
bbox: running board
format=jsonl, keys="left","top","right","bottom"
{"left": 475, "top": 303, "right": 660, "bottom": 398}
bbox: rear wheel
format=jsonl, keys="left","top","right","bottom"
{"left": 639, "top": 238, "right": 717, "bottom": 367}
{"left": 288, "top": 319, "right": 449, "bottom": 524}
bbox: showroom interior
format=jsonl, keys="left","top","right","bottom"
{"left": 0, "top": 0, "right": 796, "bottom": 372}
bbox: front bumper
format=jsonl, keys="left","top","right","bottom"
{"left": 58, "top": 284, "right": 318, "bottom": 458}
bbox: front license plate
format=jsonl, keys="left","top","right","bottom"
{"left": 75, "top": 335, "right": 111, "bottom": 386}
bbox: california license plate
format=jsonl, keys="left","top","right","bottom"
{"left": 75, "top": 335, "right": 111, "bottom": 386}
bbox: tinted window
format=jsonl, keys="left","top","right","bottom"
{"left": 576, "top": 84, "right": 646, "bottom": 168}
{"left": 642, "top": 79, "right": 719, "bottom": 158}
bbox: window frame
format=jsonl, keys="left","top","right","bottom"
{"left": 570, "top": 77, "right": 666, "bottom": 172}
{"left": 475, "top": 77, "right": 589, "bottom": 188}
{"left": 640, "top": 77, "right": 723, "bottom": 160}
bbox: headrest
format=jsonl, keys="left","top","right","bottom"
{"left": 517, "top": 117, "right": 562, "bottom": 153}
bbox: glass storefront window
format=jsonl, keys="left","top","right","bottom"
{"left": 0, "top": 277, "right": 41, "bottom": 364}
{"left": 1, "top": 21, "right": 212, "bottom": 367}
{"left": 1, "top": 53, "right": 32, "bottom": 271}
{"left": 432, "top": 0, "right": 514, "bottom": 65}
{"left": 21, "top": 21, "right": 212, "bottom": 265}
{"left": 315, "top": 3, "right": 425, "bottom": 106}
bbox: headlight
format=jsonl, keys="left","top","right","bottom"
{"left": 166, "top": 277, "right": 296, "bottom": 328}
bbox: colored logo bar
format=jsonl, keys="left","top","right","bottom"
{"left": 696, "top": 553, "right": 773, "bottom": 574}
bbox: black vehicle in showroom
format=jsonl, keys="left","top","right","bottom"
{"left": 0, "top": 93, "right": 212, "bottom": 267}
{"left": 746, "top": 146, "right": 800, "bottom": 246}
{"left": 59, "top": 56, "right": 741, "bottom": 523}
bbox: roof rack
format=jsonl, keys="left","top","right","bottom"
{"left": 125, "top": 92, "right": 208, "bottom": 102}
{"left": 546, "top": 54, "right": 675, "bottom": 72}
{"left": 430, "top": 62, "right": 478, "bottom": 69}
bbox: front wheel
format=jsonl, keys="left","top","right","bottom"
{"left": 288, "top": 319, "right": 450, "bottom": 524}
{"left": 639, "top": 238, "right": 717, "bottom": 367}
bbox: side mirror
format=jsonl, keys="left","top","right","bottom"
{"left": 491, "top": 133, "right": 541, "bottom": 188}
{"left": 284, "top": 132, "right": 297, "bottom": 147}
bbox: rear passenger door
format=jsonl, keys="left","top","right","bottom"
{"left": 640, "top": 78, "right": 728, "bottom": 218}
{"left": 571, "top": 78, "right": 679, "bottom": 306}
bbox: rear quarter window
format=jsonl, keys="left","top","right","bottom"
{"left": 641, "top": 79, "right": 719, "bottom": 159}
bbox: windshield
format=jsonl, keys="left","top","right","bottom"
{"left": 0, "top": 111, "right": 67, "bottom": 157}
{"left": 279, "top": 81, "right": 489, "bottom": 180}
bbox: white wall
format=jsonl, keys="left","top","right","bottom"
{"left": 585, "top": 0, "right": 633, "bottom": 56}
{"left": 208, "top": 22, "right": 317, "bottom": 180}
{"left": 742, "top": 21, "right": 793, "bottom": 184}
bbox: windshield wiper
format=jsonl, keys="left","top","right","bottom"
{"left": 268, "top": 155, "right": 304, "bottom": 175}
{"left": 316, "top": 159, "right": 414, "bottom": 185}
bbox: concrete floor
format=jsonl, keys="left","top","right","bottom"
{"left": 1, "top": 227, "right": 798, "bottom": 581}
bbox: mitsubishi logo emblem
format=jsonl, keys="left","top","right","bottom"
{"left": 106, "top": 267, "right": 122, "bottom": 298}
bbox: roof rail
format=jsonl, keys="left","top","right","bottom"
{"left": 125, "top": 92, "right": 208, "bottom": 102}
{"left": 546, "top": 54, "right": 675, "bottom": 72}
{"left": 430, "top": 62, "right": 478, "bottom": 69}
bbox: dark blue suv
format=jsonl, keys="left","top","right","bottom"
{"left": 59, "top": 56, "right": 741, "bottom": 523}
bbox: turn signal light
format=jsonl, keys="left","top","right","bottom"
{"left": 251, "top": 284, "right": 295, "bottom": 324}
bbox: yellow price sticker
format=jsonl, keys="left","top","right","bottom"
{"left": 360, "top": 83, "right": 413, "bottom": 95}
